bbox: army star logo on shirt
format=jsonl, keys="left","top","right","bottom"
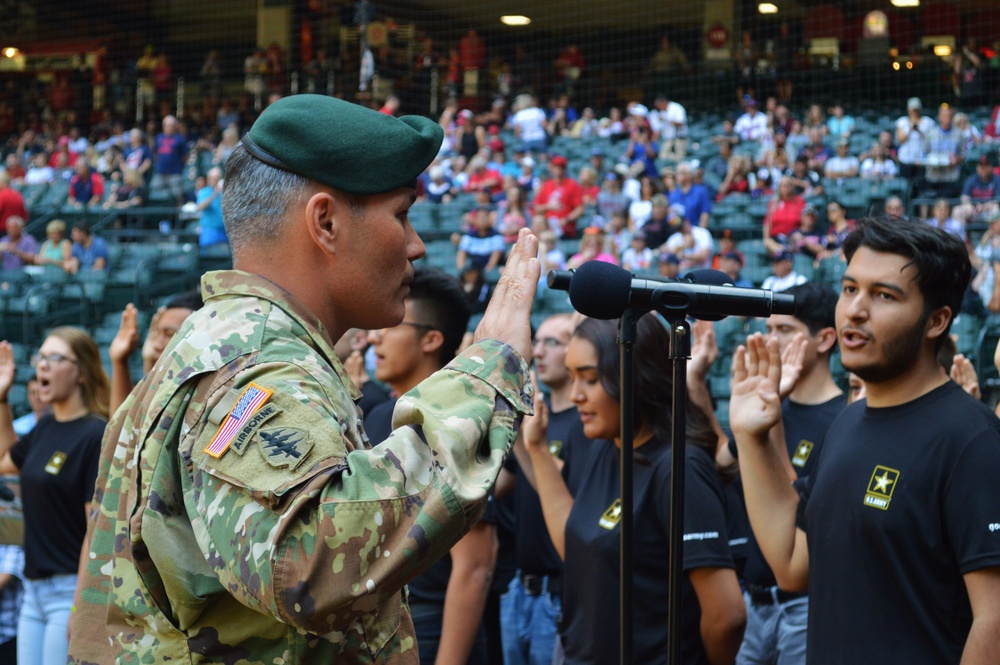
{"left": 44, "top": 451, "right": 67, "bottom": 475}
{"left": 258, "top": 427, "right": 314, "bottom": 470}
{"left": 599, "top": 498, "right": 623, "bottom": 530}
{"left": 864, "top": 465, "right": 900, "bottom": 510}
{"left": 791, "top": 439, "right": 814, "bottom": 468}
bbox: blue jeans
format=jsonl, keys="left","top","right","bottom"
{"left": 18, "top": 574, "right": 76, "bottom": 665}
{"left": 500, "top": 575, "right": 561, "bottom": 665}
{"left": 736, "top": 589, "right": 808, "bottom": 665}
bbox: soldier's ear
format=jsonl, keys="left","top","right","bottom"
{"left": 303, "top": 190, "right": 346, "bottom": 256}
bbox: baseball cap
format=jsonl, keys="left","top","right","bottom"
{"left": 772, "top": 250, "right": 794, "bottom": 262}
{"left": 660, "top": 252, "right": 680, "bottom": 265}
{"left": 550, "top": 155, "right": 568, "bottom": 167}
{"left": 907, "top": 97, "right": 922, "bottom": 111}
{"left": 722, "top": 250, "right": 744, "bottom": 267}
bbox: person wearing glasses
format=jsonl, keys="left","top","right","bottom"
{"left": 0, "top": 327, "right": 109, "bottom": 665}
{"left": 364, "top": 267, "right": 495, "bottom": 665}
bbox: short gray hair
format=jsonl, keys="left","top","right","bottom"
{"left": 222, "top": 144, "right": 311, "bottom": 255}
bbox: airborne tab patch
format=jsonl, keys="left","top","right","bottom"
{"left": 231, "top": 404, "right": 280, "bottom": 455}
{"left": 258, "top": 427, "right": 314, "bottom": 470}
{"left": 204, "top": 383, "right": 274, "bottom": 459}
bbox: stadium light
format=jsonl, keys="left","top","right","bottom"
{"left": 501, "top": 15, "right": 531, "bottom": 26}
{"left": 2, "top": 47, "right": 19, "bottom": 58}
{"left": 890, "top": 0, "right": 918, "bottom": 7}
{"left": 758, "top": 3, "right": 778, "bottom": 13}
{"left": 933, "top": 45, "right": 952, "bottom": 57}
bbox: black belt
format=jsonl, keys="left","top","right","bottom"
{"left": 747, "top": 586, "right": 807, "bottom": 606}
{"left": 520, "top": 573, "right": 560, "bottom": 598}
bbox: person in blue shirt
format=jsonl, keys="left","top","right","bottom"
{"left": 68, "top": 221, "right": 109, "bottom": 273}
{"left": 196, "top": 167, "right": 227, "bottom": 249}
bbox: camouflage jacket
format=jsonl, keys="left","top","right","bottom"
{"left": 68, "top": 270, "right": 532, "bottom": 664}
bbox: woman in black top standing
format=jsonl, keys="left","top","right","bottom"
{"left": 0, "top": 327, "right": 108, "bottom": 665}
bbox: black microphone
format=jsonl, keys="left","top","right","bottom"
{"left": 551, "top": 261, "right": 796, "bottom": 320}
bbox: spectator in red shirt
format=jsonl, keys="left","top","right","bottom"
{"left": 465, "top": 157, "right": 503, "bottom": 199}
{"left": 0, "top": 172, "right": 27, "bottom": 234}
{"left": 67, "top": 161, "right": 105, "bottom": 209}
{"left": 534, "top": 155, "right": 585, "bottom": 239}
{"left": 459, "top": 30, "right": 485, "bottom": 72}
{"left": 763, "top": 176, "right": 805, "bottom": 255}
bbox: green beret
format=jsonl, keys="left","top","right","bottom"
{"left": 242, "top": 94, "right": 443, "bottom": 195}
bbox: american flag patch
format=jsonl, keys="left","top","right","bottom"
{"left": 204, "top": 383, "right": 275, "bottom": 458}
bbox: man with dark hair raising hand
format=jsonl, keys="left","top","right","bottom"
{"left": 730, "top": 217, "right": 1000, "bottom": 664}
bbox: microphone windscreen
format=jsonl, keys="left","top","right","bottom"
{"left": 568, "top": 260, "right": 632, "bottom": 319}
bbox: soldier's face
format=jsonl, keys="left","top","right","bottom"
{"left": 335, "top": 187, "right": 426, "bottom": 331}
{"left": 565, "top": 337, "right": 620, "bottom": 441}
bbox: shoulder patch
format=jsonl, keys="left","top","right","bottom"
{"left": 257, "top": 427, "right": 313, "bottom": 470}
{"left": 231, "top": 403, "right": 280, "bottom": 456}
{"left": 204, "top": 382, "right": 274, "bottom": 458}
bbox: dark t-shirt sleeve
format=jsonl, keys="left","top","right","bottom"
{"left": 943, "top": 428, "right": 1000, "bottom": 574}
{"left": 8, "top": 430, "right": 30, "bottom": 470}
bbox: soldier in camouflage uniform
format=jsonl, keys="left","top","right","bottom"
{"left": 68, "top": 94, "right": 539, "bottom": 664}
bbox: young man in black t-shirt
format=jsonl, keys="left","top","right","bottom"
{"left": 730, "top": 217, "right": 1000, "bottom": 665}
{"left": 720, "top": 283, "right": 846, "bottom": 665}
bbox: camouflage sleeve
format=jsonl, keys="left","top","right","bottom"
{"left": 188, "top": 339, "right": 531, "bottom": 636}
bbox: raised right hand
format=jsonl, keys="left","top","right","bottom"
{"left": 474, "top": 228, "right": 540, "bottom": 361}
{"left": 0, "top": 342, "right": 14, "bottom": 401}
{"left": 521, "top": 372, "right": 550, "bottom": 457}
{"left": 109, "top": 304, "right": 140, "bottom": 363}
{"left": 729, "top": 333, "right": 783, "bottom": 439}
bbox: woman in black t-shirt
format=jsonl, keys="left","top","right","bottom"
{"left": 0, "top": 327, "right": 109, "bottom": 665}
{"left": 521, "top": 315, "right": 745, "bottom": 665}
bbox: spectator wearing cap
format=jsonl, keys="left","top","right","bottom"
{"left": 824, "top": 138, "right": 860, "bottom": 180}
{"left": 67, "top": 221, "right": 110, "bottom": 273}
{"left": 516, "top": 156, "right": 539, "bottom": 194}
{"left": 662, "top": 204, "right": 713, "bottom": 271}
{"left": 923, "top": 104, "right": 964, "bottom": 199}
{"left": 895, "top": 97, "right": 934, "bottom": 183}
{"left": 734, "top": 98, "right": 769, "bottom": 142}
{"left": 567, "top": 227, "right": 617, "bottom": 269}
{"left": 596, "top": 172, "right": 632, "bottom": 219}
{"left": 534, "top": 155, "right": 585, "bottom": 239}
{"left": 649, "top": 94, "right": 688, "bottom": 162}
{"left": 751, "top": 167, "right": 775, "bottom": 200}
{"left": 621, "top": 230, "right": 655, "bottom": 272}
{"left": 657, "top": 251, "right": 680, "bottom": 278}
{"left": 668, "top": 161, "right": 713, "bottom": 228}
{"left": 508, "top": 94, "right": 548, "bottom": 155}
{"left": 421, "top": 165, "right": 454, "bottom": 204}
{"left": 785, "top": 155, "right": 823, "bottom": 198}
{"left": 589, "top": 147, "right": 607, "bottom": 178}
{"left": 711, "top": 229, "right": 744, "bottom": 270}
{"left": 761, "top": 250, "right": 807, "bottom": 292}
{"left": 67, "top": 160, "right": 105, "bottom": 209}
{"left": 718, "top": 250, "right": 752, "bottom": 287}
{"left": 954, "top": 155, "right": 1000, "bottom": 224}
{"left": 0, "top": 216, "right": 38, "bottom": 271}
{"left": 763, "top": 176, "right": 806, "bottom": 256}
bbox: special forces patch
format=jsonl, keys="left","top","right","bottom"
{"left": 257, "top": 427, "right": 314, "bottom": 470}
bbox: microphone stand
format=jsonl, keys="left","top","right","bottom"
{"left": 617, "top": 308, "right": 637, "bottom": 665}
{"left": 662, "top": 314, "right": 690, "bottom": 665}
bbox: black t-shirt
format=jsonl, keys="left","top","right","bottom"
{"left": 740, "top": 394, "right": 846, "bottom": 587}
{"left": 358, "top": 381, "right": 390, "bottom": 419}
{"left": 799, "top": 382, "right": 1000, "bottom": 665}
{"left": 513, "top": 405, "right": 582, "bottom": 575}
{"left": 561, "top": 436, "right": 733, "bottom": 665}
{"left": 10, "top": 413, "right": 104, "bottom": 579}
